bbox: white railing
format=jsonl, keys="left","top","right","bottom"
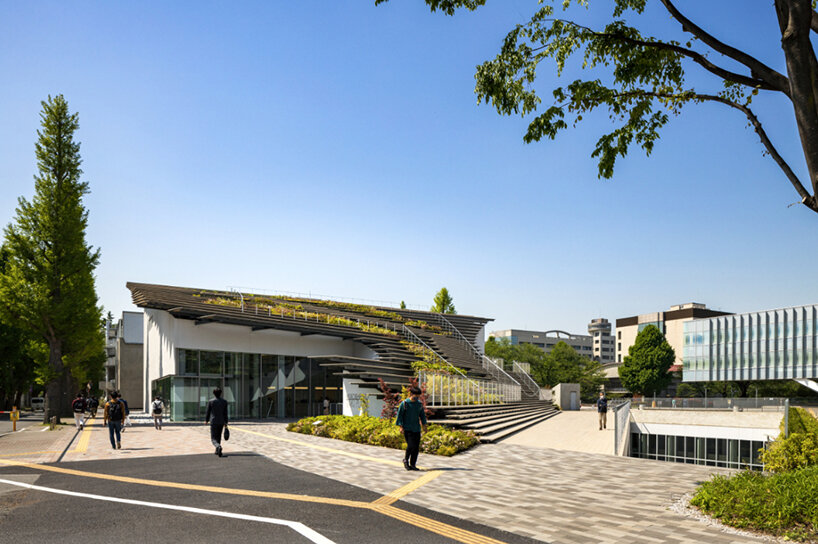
{"left": 613, "top": 401, "right": 631, "bottom": 456}
{"left": 430, "top": 314, "right": 522, "bottom": 390}
{"left": 403, "top": 326, "right": 521, "bottom": 405}
{"left": 419, "top": 370, "right": 520, "bottom": 406}
{"left": 511, "top": 361, "right": 542, "bottom": 398}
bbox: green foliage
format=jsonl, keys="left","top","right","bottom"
{"left": 619, "top": 325, "right": 674, "bottom": 395}
{"left": 430, "top": 287, "right": 456, "bottom": 314}
{"left": 0, "top": 95, "right": 105, "bottom": 420}
{"left": 405, "top": 319, "right": 445, "bottom": 333}
{"left": 759, "top": 408, "right": 818, "bottom": 473}
{"left": 206, "top": 297, "right": 399, "bottom": 336}
{"left": 400, "top": 300, "right": 406, "bottom": 309}
{"left": 287, "top": 415, "right": 479, "bottom": 456}
{"left": 411, "top": 360, "right": 465, "bottom": 375}
{"left": 691, "top": 466, "right": 818, "bottom": 541}
{"left": 374, "top": 0, "right": 818, "bottom": 214}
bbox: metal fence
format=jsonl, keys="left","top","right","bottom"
{"left": 419, "top": 370, "right": 521, "bottom": 406}
{"left": 627, "top": 397, "right": 788, "bottom": 411}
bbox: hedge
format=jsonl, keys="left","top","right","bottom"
{"left": 287, "top": 415, "right": 479, "bottom": 456}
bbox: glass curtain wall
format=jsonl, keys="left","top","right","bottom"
{"left": 629, "top": 432, "right": 766, "bottom": 470}
{"left": 153, "top": 349, "right": 344, "bottom": 421}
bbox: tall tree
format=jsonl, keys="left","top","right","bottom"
{"left": 619, "top": 325, "right": 675, "bottom": 396}
{"left": 377, "top": 0, "right": 818, "bottom": 215}
{"left": 0, "top": 245, "right": 36, "bottom": 410}
{"left": 0, "top": 95, "right": 105, "bottom": 422}
{"left": 535, "top": 341, "right": 605, "bottom": 401}
{"left": 431, "top": 287, "right": 457, "bottom": 314}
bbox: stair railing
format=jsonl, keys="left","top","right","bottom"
{"left": 402, "top": 326, "right": 517, "bottom": 405}
{"left": 511, "top": 361, "right": 542, "bottom": 398}
{"left": 429, "top": 314, "right": 521, "bottom": 389}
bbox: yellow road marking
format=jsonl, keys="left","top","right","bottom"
{"left": 232, "top": 426, "right": 409, "bottom": 469}
{"left": 0, "top": 450, "right": 60, "bottom": 458}
{"left": 372, "top": 470, "right": 443, "bottom": 506}
{"left": 373, "top": 504, "right": 507, "bottom": 544}
{"left": 73, "top": 418, "right": 95, "bottom": 453}
{"left": 0, "top": 457, "right": 364, "bottom": 507}
{"left": 0, "top": 458, "right": 505, "bottom": 544}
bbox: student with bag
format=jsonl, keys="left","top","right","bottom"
{"left": 103, "top": 392, "right": 126, "bottom": 450}
{"left": 151, "top": 396, "right": 165, "bottom": 430}
{"left": 72, "top": 392, "right": 86, "bottom": 430}
{"left": 395, "top": 386, "right": 428, "bottom": 471}
{"left": 204, "top": 387, "right": 228, "bottom": 457}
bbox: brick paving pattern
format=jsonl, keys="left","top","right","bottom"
{"left": 1, "top": 413, "right": 767, "bottom": 543}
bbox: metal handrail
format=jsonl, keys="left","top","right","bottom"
{"left": 401, "top": 326, "right": 481, "bottom": 387}
{"left": 613, "top": 401, "right": 631, "bottom": 456}
{"left": 430, "top": 314, "right": 521, "bottom": 387}
{"left": 511, "top": 361, "right": 542, "bottom": 397}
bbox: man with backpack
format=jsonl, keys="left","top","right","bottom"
{"left": 151, "top": 395, "right": 165, "bottom": 430}
{"left": 104, "top": 391, "right": 126, "bottom": 450}
{"left": 72, "top": 392, "right": 86, "bottom": 430}
{"left": 395, "top": 386, "right": 428, "bottom": 471}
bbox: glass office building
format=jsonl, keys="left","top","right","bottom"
{"left": 683, "top": 304, "right": 818, "bottom": 382}
{"left": 152, "top": 349, "right": 343, "bottom": 421}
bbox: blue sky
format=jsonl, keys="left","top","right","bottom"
{"left": 1, "top": 1, "right": 816, "bottom": 335}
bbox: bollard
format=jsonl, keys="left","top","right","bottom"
{"left": 49, "top": 416, "right": 57, "bottom": 430}
{"left": 11, "top": 406, "right": 18, "bottom": 431}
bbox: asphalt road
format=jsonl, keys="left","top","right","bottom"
{"left": 0, "top": 413, "right": 42, "bottom": 435}
{"left": 0, "top": 452, "right": 541, "bottom": 544}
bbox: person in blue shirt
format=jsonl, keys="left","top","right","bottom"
{"left": 395, "top": 386, "right": 428, "bottom": 471}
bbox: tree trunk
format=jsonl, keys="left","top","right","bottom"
{"left": 43, "top": 339, "right": 72, "bottom": 424}
{"left": 775, "top": 0, "right": 818, "bottom": 210}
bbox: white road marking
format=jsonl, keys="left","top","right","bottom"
{"left": 0, "top": 478, "right": 336, "bottom": 544}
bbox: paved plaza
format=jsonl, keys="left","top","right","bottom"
{"left": 0, "top": 412, "right": 768, "bottom": 543}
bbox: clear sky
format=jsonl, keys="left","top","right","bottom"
{"left": 1, "top": 1, "right": 816, "bottom": 336}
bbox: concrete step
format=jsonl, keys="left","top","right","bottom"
{"left": 465, "top": 407, "right": 558, "bottom": 431}
{"left": 479, "top": 410, "right": 561, "bottom": 443}
{"left": 435, "top": 405, "right": 557, "bottom": 426}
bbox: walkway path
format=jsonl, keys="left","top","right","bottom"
{"left": 503, "top": 407, "right": 615, "bottom": 455}
{"left": 1, "top": 413, "right": 765, "bottom": 543}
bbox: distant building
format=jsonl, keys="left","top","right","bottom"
{"left": 615, "top": 303, "right": 732, "bottom": 365}
{"left": 104, "top": 311, "right": 144, "bottom": 406}
{"left": 588, "top": 318, "right": 615, "bottom": 364}
{"left": 488, "top": 327, "right": 596, "bottom": 359}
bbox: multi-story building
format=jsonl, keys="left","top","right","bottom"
{"left": 615, "top": 303, "right": 732, "bottom": 365}
{"left": 682, "top": 303, "right": 818, "bottom": 390}
{"left": 488, "top": 327, "right": 596, "bottom": 360}
{"left": 104, "top": 311, "right": 144, "bottom": 406}
{"left": 588, "top": 318, "right": 615, "bottom": 363}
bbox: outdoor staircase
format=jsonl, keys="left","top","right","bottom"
{"left": 430, "top": 400, "right": 559, "bottom": 443}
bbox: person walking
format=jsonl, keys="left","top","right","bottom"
{"left": 119, "top": 395, "right": 130, "bottom": 432}
{"left": 71, "top": 392, "right": 86, "bottom": 430}
{"left": 596, "top": 391, "right": 608, "bottom": 430}
{"left": 205, "top": 387, "right": 228, "bottom": 457}
{"left": 395, "top": 386, "right": 427, "bottom": 471}
{"left": 151, "top": 396, "right": 165, "bottom": 430}
{"left": 103, "top": 392, "right": 126, "bottom": 450}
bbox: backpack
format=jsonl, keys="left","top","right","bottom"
{"left": 72, "top": 398, "right": 85, "bottom": 413}
{"left": 108, "top": 400, "right": 123, "bottom": 422}
{"left": 152, "top": 400, "right": 163, "bottom": 415}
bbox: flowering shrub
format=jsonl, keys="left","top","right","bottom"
{"left": 287, "top": 415, "right": 479, "bottom": 456}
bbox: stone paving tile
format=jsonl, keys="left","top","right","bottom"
{"left": 0, "top": 422, "right": 76, "bottom": 464}
{"left": 217, "top": 422, "right": 768, "bottom": 544}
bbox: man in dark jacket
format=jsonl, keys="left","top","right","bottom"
{"left": 103, "top": 391, "right": 126, "bottom": 450}
{"left": 395, "top": 386, "right": 427, "bottom": 471}
{"left": 597, "top": 391, "right": 608, "bottom": 430}
{"left": 205, "top": 387, "right": 228, "bottom": 457}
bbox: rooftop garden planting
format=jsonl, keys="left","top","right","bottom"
{"left": 203, "top": 296, "right": 399, "bottom": 336}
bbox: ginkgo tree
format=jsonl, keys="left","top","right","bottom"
{"left": 377, "top": 0, "right": 818, "bottom": 214}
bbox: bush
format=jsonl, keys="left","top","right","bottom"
{"left": 760, "top": 407, "right": 818, "bottom": 473}
{"left": 691, "top": 465, "right": 818, "bottom": 541}
{"left": 287, "top": 415, "right": 479, "bottom": 456}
